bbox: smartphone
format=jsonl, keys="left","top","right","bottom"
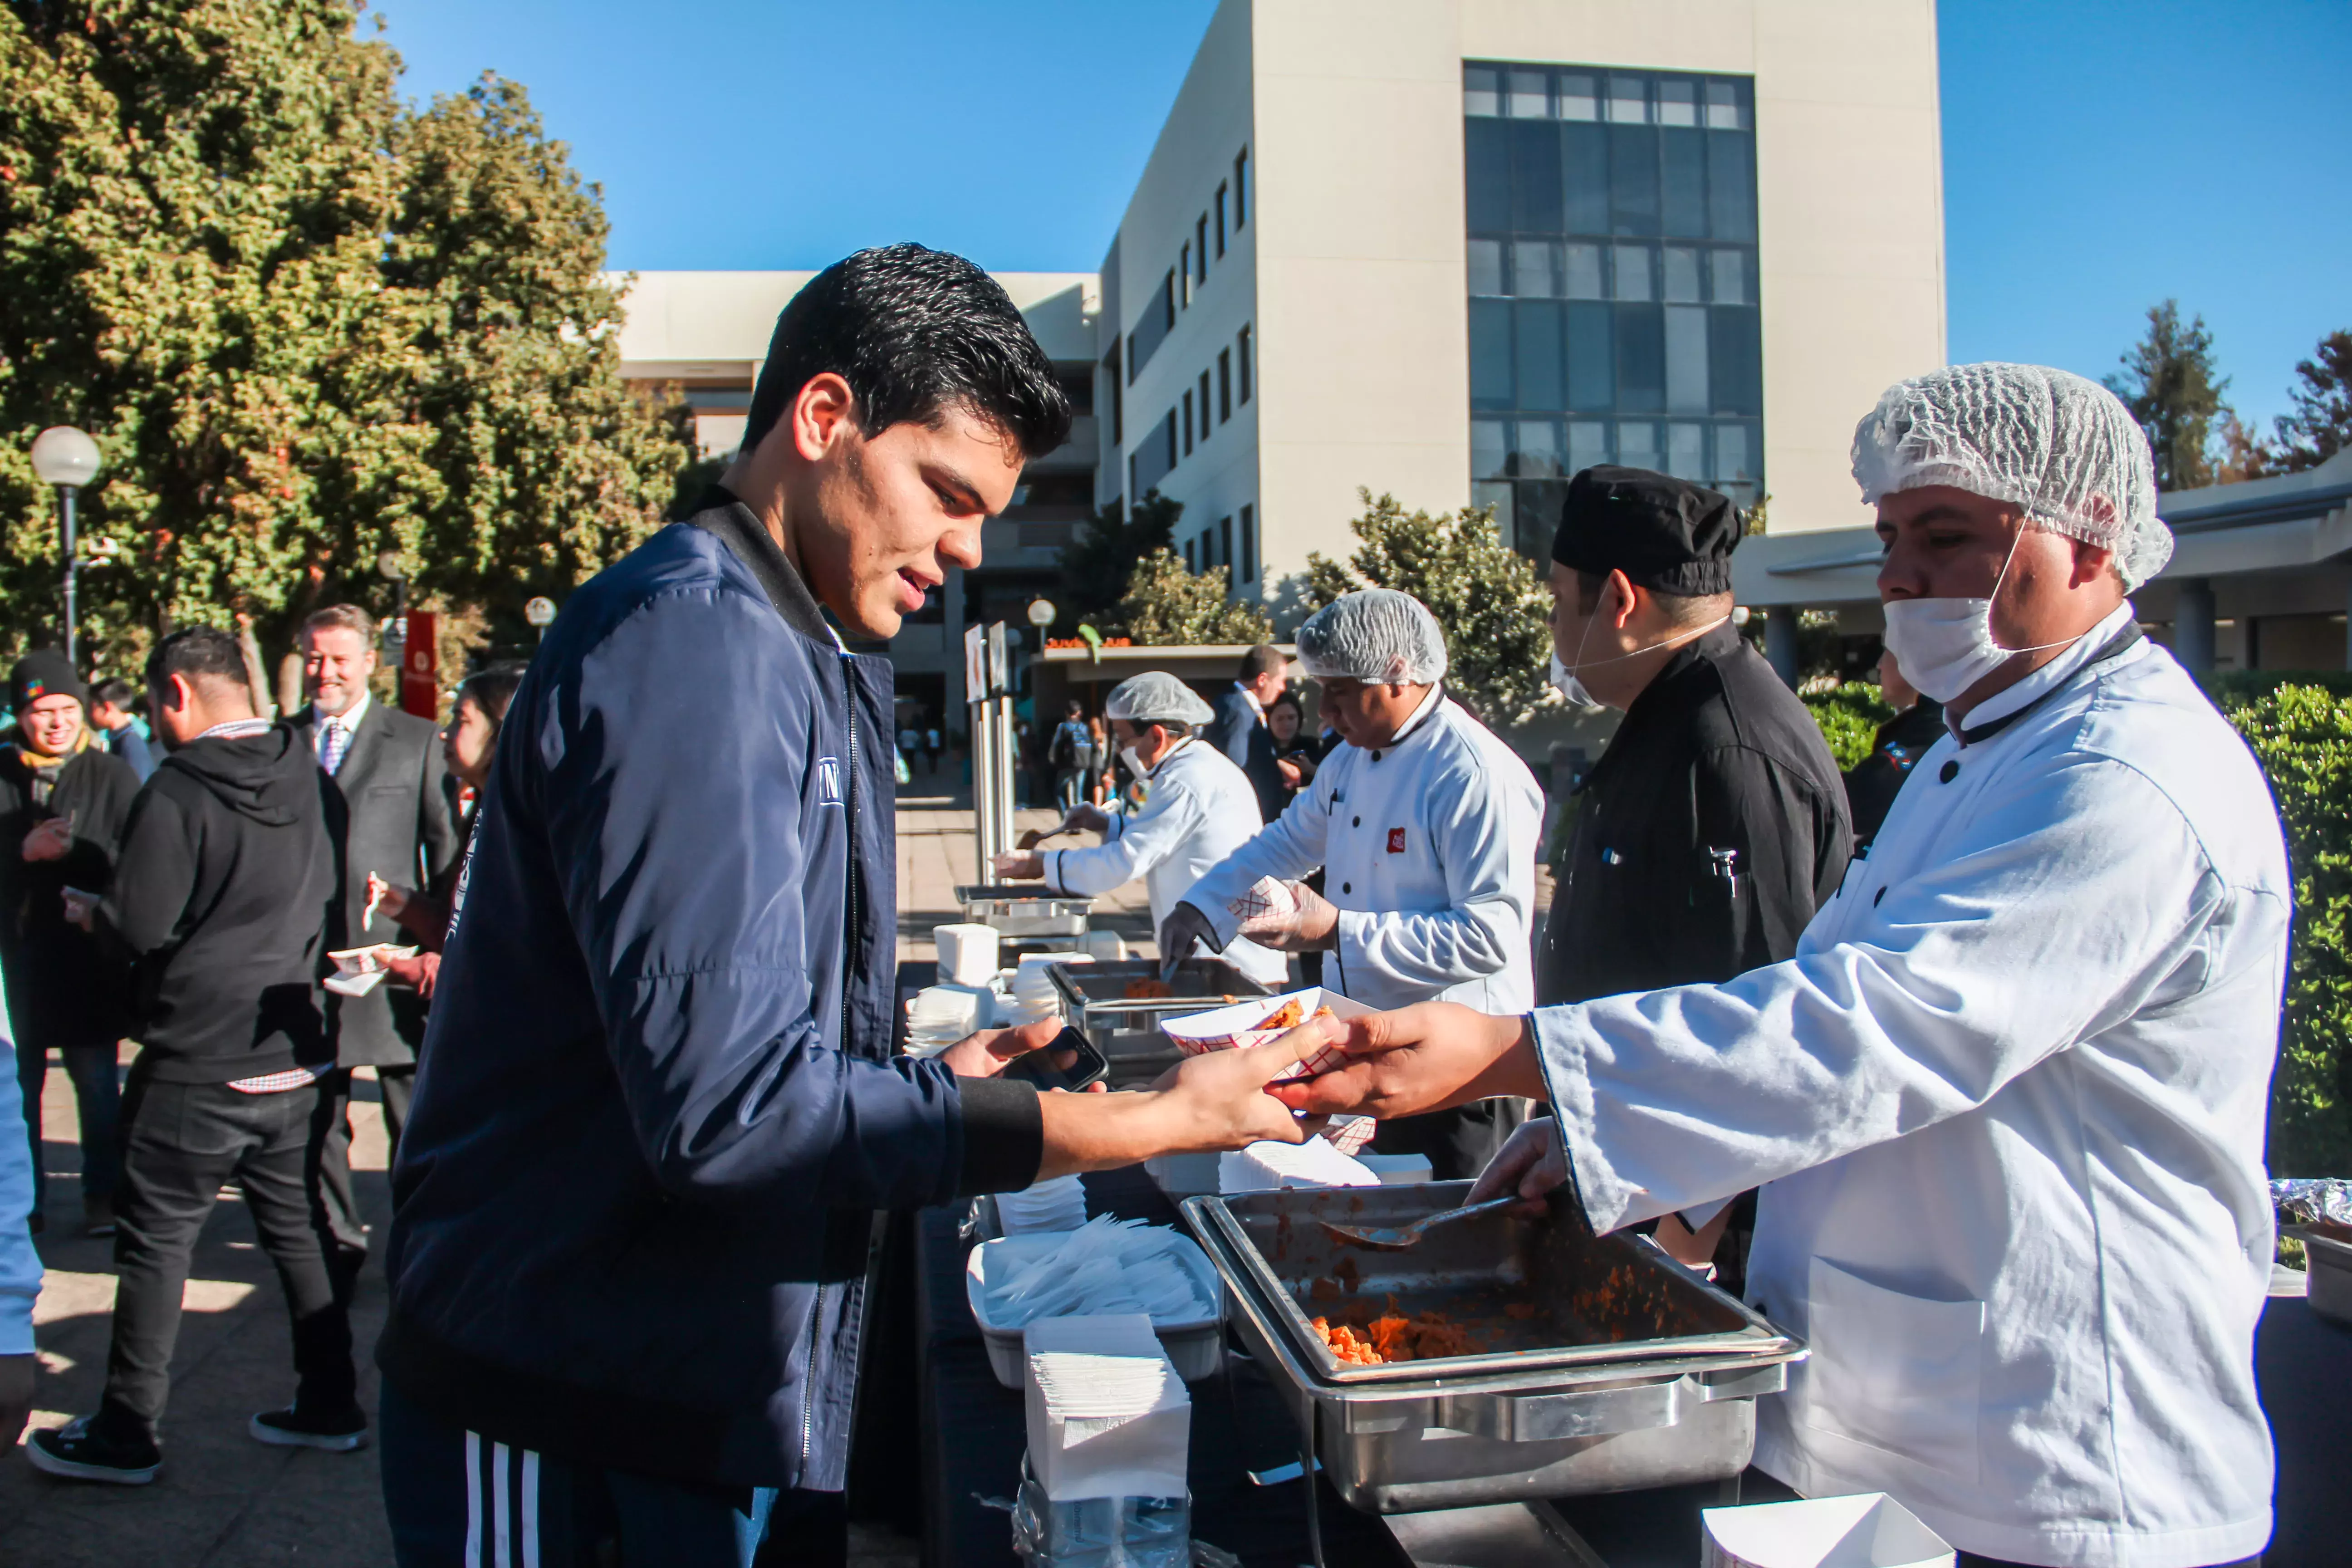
{"left": 1005, "top": 1025, "right": 1109, "bottom": 1093}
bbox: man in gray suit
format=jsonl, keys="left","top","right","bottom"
{"left": 288, "top": 604, "right": 459, "bottom": 1274}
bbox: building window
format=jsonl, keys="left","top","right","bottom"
{"left": 1132, "top": 270, "right": 1177, "bottom": 377}
{"left": 1464, "top": 61, "right": 1761, "bottom": 558}
{"left": 1219, "top": 516, "right": 1234, "bottom": 575}
{"left": 1185, "top": 537, "right": 1197, "bottom": 572}
{"left": 1180, "top": 242, "right": 1192, "bottom": 307}
{"left": 1198, "top": 370, "right": 1211, "bottom": 439}
{"left": 1236, "top": 324, "right": 1253, "bottom": 403}
{"left": 1215, "top": 182, "right": 1229, "bottom": 255}
{"left": 1218, "top": 349, "right": 1232, "bottom": 421}
{"left": 1234, "top": 146, "right": 1248, "bottom": 228}
{"left": 1196, "top": 216, "right": 1209, "bottom": 281}
{"left": 1183, "top": 389, "right": 1195, "bottom": 455}
{"left": 1132, "top": 410, "right": 1178, "bottom": 496}
{"left": 1240, "top": 505, "right": 1254, "bottom": 582}
{"left": 1104, "top": 343, "right": 1122, "bottom": 444}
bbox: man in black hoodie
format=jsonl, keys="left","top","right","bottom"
{"left": 27, "top": 627, "right": 358, "bottom": 1486}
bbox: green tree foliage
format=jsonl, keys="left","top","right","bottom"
{"left": 2270, "top": 329, "right": 2352, "bottom": 474}
{"left": 1058, "top": 490, "right": 1180, "bottom": 631}
{"left": 1800, "top": 682, "right": 1894, "bottom": 771}
{"left": 2105, "top": 300, "right": 2229, "bottom": 492}
{"left": 1114, "top": 548, "right": 1274, "bottom": 646}
{"left": 1304, "top": 490, "right": 1555, "bottom": 727}
{"left": 0, "top": 2, "right": 691, "bottom": 673}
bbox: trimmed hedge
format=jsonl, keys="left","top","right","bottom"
{"left": 1801, "top": 684, "right": 1895, "bottom": 771}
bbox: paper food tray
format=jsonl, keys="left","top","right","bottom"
{"left": 1159, "top": 986, "right": 1367, "bottom": 1082}
{"left": 966, "top": 1231, "right": 1227, "bottom": 1386}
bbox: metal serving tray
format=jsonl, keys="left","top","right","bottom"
{"left": 1046, "top": 958, "right": 1276, "bottom": 1088}
{"left": 954, "top": 883, "right": 1092, "bottom": 938}
{"left": 1181, "top": 1185, "right": 1806, "bottom": 1512}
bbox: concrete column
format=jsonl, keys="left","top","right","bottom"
{"left": 1764, "top": 608, "right": 1802, "bottom": 690}
{"left": 2173, "top": 577, "right": 2216, "bottom": 683}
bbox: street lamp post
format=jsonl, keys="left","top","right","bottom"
{"left": 30, "top": 426, "right": 102, "bottom": 664}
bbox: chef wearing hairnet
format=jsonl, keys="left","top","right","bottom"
{"left": 1272, "top": 366, "right": 2289, "bottom": 1568}
{"left": 993, "top": 672, "right": 1287, "bottom": 988}
{"left": 1162, "top": 589, "right": 1544, "bottom": 1179}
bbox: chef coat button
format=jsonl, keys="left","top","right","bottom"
{"left": 1939, "top": 760, "right": 1960, "bottom": 783}
{"left": 1352, "top": 816, "right": 1361, "bottom": 827}
{"left": 1872, "top": 887, "right": 1886, "bottom": 907}
{"left": 1371, "top": 751, "right": 1381, "bottom": 763}
{"left": 1342, "top": 882, "right": 1352, "bottom": 894}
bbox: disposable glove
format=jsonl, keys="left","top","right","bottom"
{"left": 1155, "top": 901, "right": 1225, "bottom": 980}
{"left": 1230, "top": 876, "right": 1340, "bottom": 952}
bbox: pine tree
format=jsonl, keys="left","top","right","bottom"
{"left": 1058, "top": 489, "right": 1180, "bottom": 631}
{"left": 2104, "top": 300, "right": 2229, "bottom": 492}
{"left": 1114, "top": 549, "right": 1274, "bottom": 645}
{"left": 2271, "top": 329, "right": 2352, "bottom": 474}
{"left": 1303, "top": 490, "right": 1555, "bottom": 727}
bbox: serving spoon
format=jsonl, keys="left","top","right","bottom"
{"left": 1317, "top": 1194, "right": 1522, "bottom": 1251}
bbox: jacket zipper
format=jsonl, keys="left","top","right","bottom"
{"left": 807, "top": 652, "right": 861, "bottom": 1474}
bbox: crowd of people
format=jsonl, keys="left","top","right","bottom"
{"left": 0, "top": 614, "right": 521, "bottom": 1483}
{"left": 0, "top": 242, "right": 2292, "bottom": 1568}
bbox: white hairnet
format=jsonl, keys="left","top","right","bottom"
{"left": 1103, "top": 672, "right": 1215, "bottom": 728}
{"left": 1294, "top": 589, "right": 1449, "bottom": 685}
{"left": 1852, "top": 362, "right": 2170, "bottom": 589}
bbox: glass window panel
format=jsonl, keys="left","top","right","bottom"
{"left": 1465, "top": 118, "right": 1511, "bottom": 233}
{"left": 1615, "top": 304, "right": 1664, "bottom": 412}
{"left": 1512, "top": 240, "right": 1557, "bottom": 298}
{"left": 1468, "top": 239, "right": 1507, "bottom": 297}
{"left": 1565, "top": 301, "right": 1613, "bottom": 411}
{"left": 1667, "top": 421, "right": 1708, "bottom": 480}
{"left": 1562, "top": 242, "right": 1606, "bottom": 299}
{"left": 1464, "top": 65, "right": 1501, "bottom": 118}
{"left": 1472, "top": 481, "right": 1515, "bottom": 540}
{"left": 1661, "top": 127, "right": 1707, "bottom": 237}
{"left": 1710, "top": 248, "right": 1749, "bottom": 305}
{"left": 1655, "top": 79, "right": 1699, "bottom": 128}
{"left": 1511, "top": 119, "right": 1563, "bottom": 232}
{"left": 1568, "top": 420, "right": 1610, "bottom": 475}
{"left": 1611, "top": 244, "right": 1654, "bottom": 302}
{"left": 1707, "top": 306, "right": 1762, "bottom": 415}
{"left": 1470, "top": 299, "right": 1515, "bottom": 411}
{"left": 1509, "top": 69, "right": 1549, "bottom": 118}
{"left": 1707, "top": 131, "right": 1755, "bottom": 240}
{"left": 1561, "top": 124, "right": 1609, "bottom": 234}
{"left": 1705, "top": 79, "right": 1746, "bottom": 132}
{"left": 1514, "top": 419, "right": 1564, "bottom": 477}
{"left": 1609, "top": 125, "right": 1659, "bottom": 235}
{"left": 1617, "top": 420, "right": 1661, "bottom": 470}
{"left": 1557, "top": 73, "right": 1599, "bottom": 122}
{"left": 1514, "top": 479, "right": 1568, "bottom": 558}
{"left": 1608, "top": 75, "right": 1647, "bottom": 124}
{"left": 1666, "top": 305, "right": 1709, "bottom": 412}
{"left": 1713, "top": 421, "right": 1756, "bottom": 485}
{"left": 1514, "top": 300, "right": 1566, "bottom": 411}
{"left": 1662, "top": 246, "right": 1703, "bottom": 302}
{"left": 1472, "top": 419, "right": 1511, "bottom": 480}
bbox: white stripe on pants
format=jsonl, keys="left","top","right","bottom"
{"left": 464, "top": 1431, "right": 540, "bottom": 1567}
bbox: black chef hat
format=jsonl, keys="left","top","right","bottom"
{"left": 8, "top": 649, "right": 87, "bottom": 716}
{"left": 1550, "top": 466, "right": 1741, "bottom": 597}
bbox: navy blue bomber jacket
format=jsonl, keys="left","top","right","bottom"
{"left": 380, "top": 494, "right": 1042, "bottom": 1490}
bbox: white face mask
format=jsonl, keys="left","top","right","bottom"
{"left": 1118, "top": 743, "right": 1150, "bottom": 780}
{"left": 1551, "top": 590, "right": 1730, "bottom": 711}
{"left": 1880, "top": 527, "right": 2076, "bottom": 704}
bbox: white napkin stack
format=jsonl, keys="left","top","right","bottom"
{"left": 934, "top": 923, "right": 1002, "bottom": 986}
{"left": 1004, "top": 952, "right": 1085, "bottom": 1027}
{"left": 995, "top": 1173, "right": 1090, "bottom": 1235}
{"left": 905, "top": 985, "right": 995, "bottom": 1058}
{"left": 1023, "top": 1314, "right": 1191, "bottom": 1503}
{"left": 1218, "top": 1137, "right": 1382, "bottom": 1193}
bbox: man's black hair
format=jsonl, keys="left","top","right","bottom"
{"left": 1063, "top": 698, "right": 1085, "bottom": 718}
{"left": 93, "top": 676, "right": 138, "bottom": 709}
{"left": 1237, "top": 643, "right": 1287, "bottom": 682}
{"left": 739, "top": 244, "right": 1073, "bottom": 462}
{"left": 146, "top": 627, "right": 252, "bottom": 693}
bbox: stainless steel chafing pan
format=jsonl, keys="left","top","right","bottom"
{"left": 953, "top": 883, "right": 1093, "bottom": 938}
{"left": 1046, "top": 958, "right": 1274, "bottom": 1088}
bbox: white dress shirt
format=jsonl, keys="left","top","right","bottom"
{"left": 1183, "top": 690, "right": 1544, "bottom": 1011}
{"left": 1530, "top": 612, "right": 2287, "bottom": 1567}
{"left": 313, "top": 690, "right": 372, "bottom": 774}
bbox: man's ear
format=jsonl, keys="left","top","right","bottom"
{"left": 2069, "top": 538, "right": 2119, "bottom": 590}
{"left": 1607, "top": 568, "right": 1640, "bottom": 632}
{"left": 791, "top": 372, "right": 858, "bottom": 464}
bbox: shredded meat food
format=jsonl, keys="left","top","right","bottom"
{"left": 1123, "top": 979, "right": 1174, "bottom": 1000}
{"left": 1310, "top": 1310, "right": 1474, "bottom": 1365}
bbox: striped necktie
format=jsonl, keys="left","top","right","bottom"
{"left": 319, "top": 715, "right": 351, "bottom": 776}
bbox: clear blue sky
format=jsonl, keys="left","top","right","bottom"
{"left": 372, "top": 0, "right": 2347, "bottom": 429}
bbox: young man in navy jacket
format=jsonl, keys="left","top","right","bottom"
{"left": 376, "top": 245, "right": 1323, "bottom": 1567}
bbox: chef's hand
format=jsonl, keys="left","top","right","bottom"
{"left": 1466, "top": 1117, "right": 1568, "bottom": 1216}
{"left": 936, "top": 1019, "right": 1103, "bottom": 1091}
{"left": 21, "top": 817, "right": 71, "bottom": 863}
{"left": 1235, "top": 879, "right": 1340, "bottom": 951}
{"left": 1268, "top": 1002, "right": 1546, "bottom": 1119}
{"left": 365, "top": 872, "right": 412, "bottom": 921}
{"left": 1063, "top": 803, "right": 1110, "bottom": 834}
{"left": 384, "top": 951, "right": 440, "bottom": 997}
{"left": 991, "top": 851, "right": 1044, "bottom": 880}
{"left": 1035, "top": 1020, "right": 1335, "bottom": 1179}
{"left": 1155, "top": 902, "right": 1224, "bottom": 968}
{"left": 0, "top": 1353, "right": 30, "bottom": 1455}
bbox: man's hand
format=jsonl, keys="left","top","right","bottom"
{"left": 20, "top": 817, "right": 71, "bottom": 864}
{"left": 1235, "top": 879, "right": 1340, "bottom": 952}
{"left": 384, "top": 951, "right": 441, "bottom": 998}
{"left": 365, "top": 872, "right": 412, "bottom": 921}
{"left": 1269, "top": 1002, "right": 1545, "bottom": 1120}
{"left": 0, "top": 1353, "right": 33, "bottom": 1455}
{"left": 1155, "top": 902, "right": 1223, "bottom": 971}
{"left": 1466, "top": 1117, "right": 1568, "bottom": 1215}
{"left": 937, "top": 1019, "right": 1074, "bottom": 1082}
{"left": 1063, "top": 803, "right": 1110, "bottom": 835}
{"left": 991, "top": 851, "right": 1044, "bottom": 881}
{"left": 1034, "top": 1017, "right": 1339, "bottom": 1180}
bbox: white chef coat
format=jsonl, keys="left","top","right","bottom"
{"left": 1039, "top": 739, "right": 1288, "bottom": 987}
{"left": 1183, "top": 689, "right": 1544, "bottom": 1011}
{"left": 1531, "top": 606, "right": 2287, "bottom": 1568}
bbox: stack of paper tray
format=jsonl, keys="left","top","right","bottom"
{"left": 1181, "top": 1182, "right": 1807, "bottom": 1514}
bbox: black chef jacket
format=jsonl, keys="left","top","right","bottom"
{"left": 1842, "top": 697, "right": 1945, "bottom": 852}
{"left": 1539, "top": 623, "right": 1852, "bottom": 1008}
